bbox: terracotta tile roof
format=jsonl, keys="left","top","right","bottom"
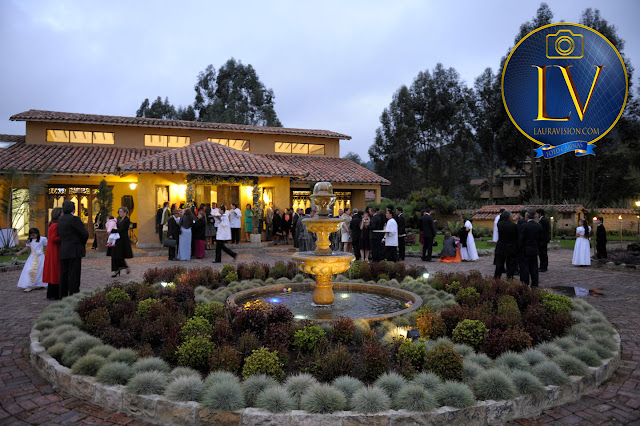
{"left": 262, "top": 154, "right": 390, "bottom": 185}
{"left": 0, "top": 134, "right": 25, "bottom": 143}
{"left": 120, "top": 140, "right": 307, "bottom": 177}
{"left": 454, "top": 209, "right": 478, "bottom": 216}
{"left": 596, "top": 208, "right": 637, "bottom": 214}
{"left": 469, "top": 178, "right": 487, "bottom": 185}
{"left": 0, "top": 142, "right": 159, "bottom": 174}
{"left": 472, "top": 204, "right": 584, "bottom": 220}
{"left": 10, "top": 110, "right": 351, "bottom": 140}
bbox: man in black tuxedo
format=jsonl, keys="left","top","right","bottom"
{"left": 370, "top": 208, "right": 385, "bottom": 261}
{"left": 596, "top": 217, "right": 607, "bottom": 259}
{"left": 292, "top": 208, "right": 301, "bottom": 249}
{"left": 494, "top": 211, "right": 519, "bottom": 279}
{"left": 536, "top": 208, "right": 551, "bottom": 271}
{"left": 519, "top": 209, "right": 543, "bottom": 287}
{"left": 396, "top": 207, "right": 406, "bottom": 261}
{"left": 58, "top": 200, "right": 89, "bottom": 298}
{"left": 420, "top": 208, "right": 436, "bottom": 261}
{"left": 350, "top": 209, "right": 362, "bottom": 260}
{"left": 167, "top": 210, "right": 181, "bottom": 260}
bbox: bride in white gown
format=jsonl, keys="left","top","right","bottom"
{"left": 572, "top": 219, "right": 591, "bottom": 266}
{"left": 460, "top": 215, "right": 479, "bottom": 261}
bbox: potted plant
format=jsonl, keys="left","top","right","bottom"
{"left": 94, "top": 179, "right": 113, "bottom": 252}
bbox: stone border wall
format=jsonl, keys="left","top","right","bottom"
{"left": 30, "top": 328, "right": 621, "bottom": 426}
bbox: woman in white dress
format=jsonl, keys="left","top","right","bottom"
{"left": 460, "top": 215, "right": 479, "bottom": 261}
{"left": 572, "top": 219, "right": 591, "bottom": 266}
{"left": 17, "top": 228, "right": 48, "bottom": 292}
{"left": 177, "top": 208, "right": 194, "bottom": 261}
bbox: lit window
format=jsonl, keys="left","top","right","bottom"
{"left": 93, "top": 132, "right": 115, "bottom": 144}
{"left": 275, "top": 142, "right": 292, "bottom": 153}
{"left": 168, "top": 136, "right": 190, "bottom": 147}
{"left": 228, "top": 139, "right": 250, "bottom": 151}
{"left": 145, "top": 135, "right": 167, "bottom": 147}
{"left": 292, "top": 143, "right": 308, "bottom": 154}
{"left": 70, "top": 131, "right": 92, "bottom": 143}
{"left": 47, "top": 130, "right": 70, "bottom": 142}
{"left": 309, "top": 144, "right": 325, "bottom": 155}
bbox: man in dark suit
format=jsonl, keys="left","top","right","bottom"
{"left": 58, "top": 200, "right": 89, "bottom": 298}
{"left": 292, "top": 208, "right": 301, "bottom": 248}
{"left": 519, "top": 209, "right": 543, "bottom": 287}
{"left": 420, "top": 208, "right": 436, "bottom": 261}
{"left": 370, "top": 208, "right": 385, "bottom": 261}
{"left": 494, "top": 211, "right": 519, "bottom": 279}
{"left": 350, "top": 209, "right": 362, "bottom": 260}
{"left": 167, "top": 210, "right": 181, "bottom": 260}
{"left": 596, "top": 217, "right": 607, "bottom": 259}
{"left": 536, "top": 208, "right": 551, "bottom": 271}
{"left": 395, "top": 207, "right": 406, "bottom": 261}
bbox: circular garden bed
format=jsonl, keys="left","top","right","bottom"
{"left": 30, "top": 262, "right": 620, "bottom": 425}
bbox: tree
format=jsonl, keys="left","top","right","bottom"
{"left": 194, "top": 58, "right": 282, "bottom": 126}
{"left": 136, "top": 97, "right": 196, "bottom": 121}
{"left": 95, "top": 179, "right": 113, "bottom": 229}
{"left": 343, "top": 152, "right": 364, "bottom": 166}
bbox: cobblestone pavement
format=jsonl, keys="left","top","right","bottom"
{"left": 0, "top": 245, "right": 638, "bottom": 424}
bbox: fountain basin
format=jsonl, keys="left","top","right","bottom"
{"left": 227, "top": 282, "right": 422, "bottom": 322}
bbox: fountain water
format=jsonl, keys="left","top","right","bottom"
{"left": 291, "top": 182, "right": 355, "bottom": 305}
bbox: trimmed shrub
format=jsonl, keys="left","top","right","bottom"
{"left": 316, "top": 344, "right": 353, "bottom": 382}
{"left": 201, "top": 380, "right": 245, "bottom": 411}
{"left": 180, "top": 316, "right": 213, "bottom": 340}
{"left": 242, "top": 374, "right": 278, "bottom": 407}
{"left": 242, "top": 347, "right": 285, "bottom": 380}
{"left": 96, "top": 361, "right": 134, "bottom": 385}
{"left": 532, "top": 361, "right": 569, "bottom": 386}
{"left": 361, "top": 342, "right": 390, "bottom": 383}
{"left": 472, "top": 369, "right": 517, "bottom": 401}
{"left": 495, "top": 352, "right": 530, "bottom": 372}
{"left": 554, "top": 354, "right": 590, "bottom": 376}
{"left": 416, "top": 308, "right": 447, "bottom": 340}
{"left": 204, "top": 371, "right": 240, "bottom": 388}
{"left": 434, "top": 381, "right": 475, "bottom": 408}
{"left": 170, "top": 366, "right": 201, "bottom": 379}
{"left": 394, "top": 384, "right": 437, "bottom": 412}
{"left": 397, "top": 339, "right": 427, "bottom": 373}
{"left": 132, "top": 357, "right": 171, "bottom": 374}
{"left": 568, "top": 347, "right": 601, "bottom": 367}
{"left": 255, "top": 385, "right": 296, "bottom": 413}
{"left": 332, "top": 317, "right": 356, "bottom": 343}
{"left": 286, "top": 373, "right": 319, "bottom": 409}
{"left": 164, "top": 375, "right": 204, "bottom": 402}
{"left": 176, "top": 335, "right": 215, "bottom": 373}
{"left": 455, "top": 287, "right": 480, "bottom": 307}
{"left": 300, "top": 384, "right": 347, "bottom": 413}
{"left": 351, "top": 386, "right": 391, "bottom": 413}
{"left": 136, "top": 298, "right": 162, "bottom": 318}
{"left": 425, "top": 345, "right": 463, "bottom": 382}
{"left": 452, "top": 320, "right": 488, "bottom": 350}
{"left": 193, "top": 301, "right": 225, "bottom": 325}
{"left": 411, "top": 371, "right": 442, "bottom": 392}
{"left": 292, "top": 325, "right": 326, "bottom": 353}
{"left": 373, "top": 372, "right": 406, "bottom": 400}
{"left": 107, "top": 348, "right": 138, "bottom": 365}
{"left": 209, "top": 344, "right": 241, "bottom": 373}
{"left": 71, "top": 354, "right": 106, "bottom": 376}
{"left": 105, "top": 287, "right": 131, "bottom": 306}
{"left": 509, "top": 370, "right": 546, "bottom": 396}
{"left": 126, "top": 371, "right": 168, "bottom": 395}
{"left": 539, "top": 291, "right": 572, "bottom": 314}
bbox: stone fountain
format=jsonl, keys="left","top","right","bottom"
{"left": 291, "top": 182, "right": 355, "bottom": 305}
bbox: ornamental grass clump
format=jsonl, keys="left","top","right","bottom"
{"left": 554, "top": 337, "right": 577, "bottom": 352}
{"left": 522, "top": 349, "right": 549, "bottom": 367}
{"left": 71, "top": 354, "right": 106, "bottom": 376}
{"left": 300, "top": 383, "right": 347, "bottom": 413}
{"left": 374, "top": 372, "right": 406, "bottom": 400}
{"left": 47, "top": 343, "right": 66, "bottom": 362}
{"left": 395, "top": 384, "right": 437, "bottom": 412}
{"left": 586, "top": 340, "right": 613, "bottom": 360}
{"left": 126, "top": 371, "right": 169, "bottom": 395}
{"left": 553, "top": 354, "right": 589, "bottom": 376}
{"left": 242, "top": 374, "right": 278, "bottom": 407}
{"left": 285, "top": 373, "right": 319, "bottom": 409}
{"left": 568, "top": 347, "right": 602, "bottom": 367}
{"left": 255, "top": 385, "right": 296, "bottom": 413}
{"left": 170, "top": 366, "right": 201, "bottom": 380}
{"left": 61, "top": 336, "right": 102, "bottom": 367}
{"left": 332, "top": 375, "right": 364, "bottom": 408}
{"left": 472, "top": 369, "right": 518, "bottom": 401}
{"left": 350, "top": 386, "right": 391, "bottom": 413}
{"left": 532, "top": 361, "right": 569, "bottom": 386}
{"left": 433, "top": 381, "right": 476, "bottom": 408}
{"left": 58, "top": 329, "right": 87, "bottom": 344}
{"left": 462, "top": 361, "right": 485, "bottom": 384}
{"left": 509, "top": 370, "right": 546, "bottom": 396}
{"left": 411, "top": 372, "right": 442, "bottom": 392}
{"left": 96, "top": 362, "right": 134, "bottom": 385}
{"left": 107, "top": 348, "right": 138, "bottom": 365}
{"left": 495, "top": 352, "right": 530, "bottom": 372}
{"left": 164, "top": 375, "right": 204, "bottom": 402}
{"left": 536, "top": 342, "right": 564, "bottom": 358}
{"left": 453, "top": 343, "right": 475, "bottom": 358}
{"left": 204, "top": 370, "right": 240, "bottom": 388}
{"left": 592, "top": 334, "right": 617, "bottom": 352}
{"left": 41, "top": 335, "right": 59, "bottom": 350}
{"left": 86, "top": 345, "right": 116, "bottom": 359}
{"left": 466, "top": 353, "right": 493, "bottom": 370}
{"left": 132, "top": 357, "right": 171, "bottom": 374}
{"left": 201, "top": 380, "right": 245, "bottom": 411}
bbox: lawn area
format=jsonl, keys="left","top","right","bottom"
{"left": 554, "top": 235, "right": 638, "bottom": 250}
{"left": 406, "top": 233, "right": 493, "bottom": 252}
{"left": 0, "top": 253, "right": 30, "bottom": 263}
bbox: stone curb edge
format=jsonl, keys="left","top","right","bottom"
{"left": 29, "top": 328, "right": 621, "bottom": 426}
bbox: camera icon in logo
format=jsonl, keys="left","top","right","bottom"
{"left": 546, "top": 29, "right": 584, "bottom": 59}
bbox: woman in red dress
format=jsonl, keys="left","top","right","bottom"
{"left": 43, "top": 207, "right": 63, "bottom": 299}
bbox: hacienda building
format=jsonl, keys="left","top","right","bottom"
{"left": 0, "top": 110, "right": 389, "bottom": 247}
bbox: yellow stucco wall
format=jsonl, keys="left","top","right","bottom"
{"left": 25, "top": 121, "right": 342, "bottom": 157}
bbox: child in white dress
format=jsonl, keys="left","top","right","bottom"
{"left": 105, "top": 215, "right": 119, "bottom": 247}
{"left": 572, "top": 219, "right": 592, "bottom": 266}
{"left": 16, "top": 228, "right": 48, "bottom": 292}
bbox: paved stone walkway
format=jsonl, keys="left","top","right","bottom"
{"left": 0, "top": 246, "right": 639, "bottom": 424}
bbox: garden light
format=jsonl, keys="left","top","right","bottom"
{"left": 406, "top": 329, "right": 421, "bottom": 340}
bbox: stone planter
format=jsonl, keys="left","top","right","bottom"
{"left": 250, "top": 233, "right": 262, "bottom": 245}
{"left": 94, "top": 229, "right": 109, "bottom": 253}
